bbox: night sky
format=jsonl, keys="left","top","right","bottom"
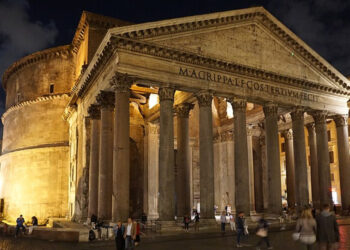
{"left": 0, "top": 0, "right": 350, "bottom": 137}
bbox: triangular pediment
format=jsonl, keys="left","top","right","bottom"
{"left": 109, "top": 7, "right": 350, "bottom": 91}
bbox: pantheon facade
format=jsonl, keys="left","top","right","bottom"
{"left": 0, "top": 7, "right": 350, "bottom": 223}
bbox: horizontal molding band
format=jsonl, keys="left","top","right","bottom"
{"left": 1, "top": 141, "right": 69, "bottom": 156}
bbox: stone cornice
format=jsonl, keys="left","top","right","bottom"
{"left": 110, "top": 7, "right": 349, "bottom": 91}
{"left": 2, "top": 45, "right": 72, "bottom": 89}
{"left": 1, "top": 93, "right": 70, "bottom": 124}
{"left": 73, "top": 35, "right": 350, "bottom": 103}
{"left": 71, "top": 11, "right": 132, "bottom": 54}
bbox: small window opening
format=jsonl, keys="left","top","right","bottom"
{"left": 50, "top": 83, "right": 54, "bottom": 94}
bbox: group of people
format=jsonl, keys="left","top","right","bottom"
{"left": 182, "top": 211, "right": 200, "bottom": 232}
{"left": 295, "top": 204, "right": 339, "bottom": 250}
{"left": 217, "top": 203, "right": 339, "bottom": 250}
{"left": 113, "top": 218, "right": 141, "bottom": 250}
{"left": 15, "top": 214, "right": 38, "bottom": 237}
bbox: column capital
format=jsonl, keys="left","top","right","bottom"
{"left": 174, "top": 103, "right": 194, "bottom": 118}
{"left": 158, "top": 87, "right": 175, "bottom": 101}
{"left": 88, "top": 104, "right": 101, "bottom": 120}
{"left": 306, "top": 123, "right": 315, "bottom": 131}
{"left": 227, "top": 97, "right": 246, "bottom": 111}
{"left": 334, "top": 115, "right": 348, "bottom": 127}
{"left": 110, "top": 72, "right": 134, "bottom": 93}
{"left": 97, "top": 90, "right": 115, "bottom": 110}
{"left": 263, "top": 102, "right": 278, "bottom": 116}
{"left": 309, "top": 110, "right": 328, "bottom": 125}
{"left": 290, "top": 106, "right": 305, "bottom": 121}
{"left": 281, "top": 129, "right": 293, "bottom": 140}
{"left": 196, "top": 91, "right": 212, "bottom": 107}
{"left": 246, "top": 126, "right": 253, "bottom": 136}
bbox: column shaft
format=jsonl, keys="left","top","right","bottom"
{"left": 88, "top": 105, "right": 100, "bottom": 218}
{"left": 247, "top": 129, "right": 255, "bottom": 213}
{"left": 158, "top": 87, "right": 175, "bottom": 221}
{"left": 175, "top": 103, "right": 194, "bottom": 217}
{"left": 312, "top": 111, "right": 332, "bottom": 207}
{"left": 334, "top": 115, "right": 350, "bottom": 211}
{"left": 282, "top": 130, "right": 296, "bottom": 208}
{"left": 306, "top": 123, "right": 320, "bottom": 209}
{"left": 197, "top": 92, "right": 214, "bottom": 219}
{"left": 263, "top": 103, "right": 282, "bottom": 214}
{"left": 97, "top": 91, "right": 114, "bottom": 220}
{"left": 111, "top": 74, "right": 131, "bottom": 222}
{"left": 230, "top": 98, "right": 250, "bottom": 215}
{"left": 147, "top": 123, "right": 159, "bottom": 220}
{"left": 291, "top": 108, "right": 309, "bottom": 207}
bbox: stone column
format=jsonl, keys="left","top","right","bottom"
{"left": 111, "top": 73, "right": 132, "bottom": 222}
{"left": 281, "top": 129, "right": 296, "bottom": 208}
{"left": 247, "top": 128, "right": 255, "bottom": 213}
{"left": 334, "top": 115, "right": 350, "bottom": 211}
{"left": 311, "top": 111, "right": 332, "bottom": 207}
{"left": 146, "top": 123, "right": 160, "bottom": 220}
{"left": 291, "top": 107, "right": 309, "bottom": 207}
{"left": 306, "top": 123, "right": 320, "bottom": 209}
{"left": 196, "top": 91, "right": 214, "bottom": 219}
{"left": 87, "top": 104, "right": 101, "bottom": 219}
{"left": 96, "top": 91, "right": 115, "bottom": 220}
{"left": 174, "top": 103, "right": 194, "bottom": 217}
{"left": 260, "top": 134, "right": 269, "bottom": 210}
{"left": 263, "top": 103, "right": 281, "bottom": 214}
{"left": 228, "top": 98, "right": 250, "bottom": 215}
{"left": 158, "top": 87, "right": 175, "bottom": 221}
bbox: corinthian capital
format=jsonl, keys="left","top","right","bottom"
{"left": 281, "top": 129, "right": 293, "bottom": 141}
{"left": 88, "top": 104, "right": 101, "bottom": 120}
{"left": 227, "top": 97, "right": 246, "bottom": 111}
{"left": 196, "top": 91, "right": 212, "bottom": 107}
{"left": 174, "top": 103, "right": 194, "bottom": 118}
{"left": 334, "top": 115, "right": 348, "bottom": 127}
{"left": 110, "top": 72, "right": 134, "bottom": 93}
{"left": 96, "top": 90, "right": 115, "bottom": 110}
{"left": 263, "top": 102, "right": 278, "bottom": 117}
{"left": 158, "top": 87, "right": 175, "bottom": 101}
{"left": 290, "top": 106, "right": 305, "bottom": 121}
{"left": 309, "top": 110, "right": 328, "bottom": 125}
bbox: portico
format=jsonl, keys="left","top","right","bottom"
{"left": 66, "top": 7, "right": 350, "bottom": 224}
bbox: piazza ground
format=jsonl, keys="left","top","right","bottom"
{"left": 1, "top": 222, "right": 350, "bottom": 250}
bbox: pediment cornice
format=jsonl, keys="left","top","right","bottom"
{"left": 108, "top": 6, "right": 349, "bottom": 91}
{"left": 74, "top": 35, "right": 350, "bottom": 99}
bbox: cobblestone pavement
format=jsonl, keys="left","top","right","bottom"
{"left": 1, "top": 224, "right": 350, "bottom": 250}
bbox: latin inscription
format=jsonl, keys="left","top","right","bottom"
{"left": 179, "top": 67, "right": 319, "bottom": 102}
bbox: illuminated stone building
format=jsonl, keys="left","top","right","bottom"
{"left": 1, "top": 7, "right": 350, "bottom": 223}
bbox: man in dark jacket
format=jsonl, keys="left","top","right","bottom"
{"left": 235, "top": 211, "right": 246, "bottom": 248}
{"left": 316, "top": 204, "right": 339, "bottom": 250}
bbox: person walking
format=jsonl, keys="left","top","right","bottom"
{"left": 135, "top": 221, "right": 141, "bottom": 246}
{"left": 183, "top": 215, "right": 190, "bottom": 232}
{"left": 256, "top": 214, "right": 272, "bottom": 250}
{"left": 316, "top": 204, "right": 339, "bottom": 250}
{"left": 194, "top": 212, "right": 200, "bottom": 232}
{"left": 15, "top": 215, "right": 25, "bottom": 237}
{"left": 113, "top": 221, "right": 125, "bottom": 250}
{"left": 229, "top": 213, "right": 236, "bottom": 231}
{"left": 124, "top": 218, "right": 136, "bottom": 250}
{"left": 235, "top": 211, "right": 246, "bottom": 248}
{"left": 296, "top": 208, "right": 316, "bottom": 250}
{"left": 220, "top": 211, "right": 226, "bottom": 235}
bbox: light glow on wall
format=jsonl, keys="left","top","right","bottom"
{"left": 149, "top": 93, "right": 158, "bottom": 109}
{"left": 227, "top": 102, "right": 233, "bottom": 118}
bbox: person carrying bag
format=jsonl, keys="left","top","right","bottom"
{"left": 295, "top": 208, "right": 316, "bottom": 250}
